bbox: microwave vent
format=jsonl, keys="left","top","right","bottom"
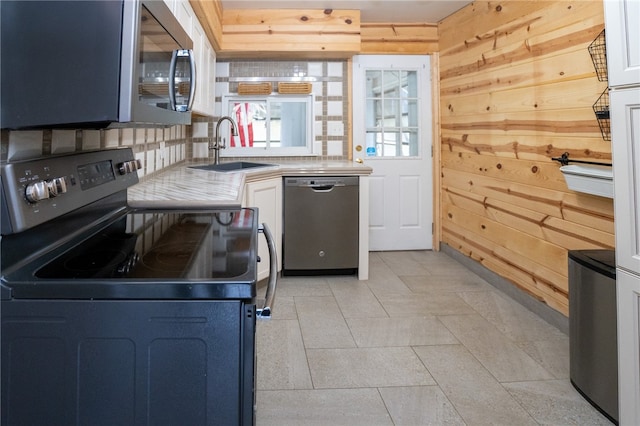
{"left": 238, "top": 82, "right": 273, "bottom": 95}
{"left": 278, "top": 82, "right": 312, "bottom": 94}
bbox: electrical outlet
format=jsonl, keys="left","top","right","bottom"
{"left": 327, "top": 121, "right": 344, "bottom": 136}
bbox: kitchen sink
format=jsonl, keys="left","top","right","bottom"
{"left": 190, "top": 161, "right": 276, "bottom": 172}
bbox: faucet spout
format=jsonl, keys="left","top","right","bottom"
{"left": 211, "top": 116, "right": 238, "bottom": 165}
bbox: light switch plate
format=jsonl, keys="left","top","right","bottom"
{"left": 327, "top": 121, "right": 344, "bottom": 136}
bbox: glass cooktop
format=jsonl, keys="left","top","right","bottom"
{"left": 36, "top": 210, "right": 254, "bottom": 280}
{"left": 3, "top": 209, "right": 258, "bottom": 300}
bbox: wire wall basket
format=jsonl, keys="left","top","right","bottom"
{"left": 592, "top": 89, "right": 610, "bottom": 141}
{"left": 588, "top": 29, "right": 608, "bottom": 82}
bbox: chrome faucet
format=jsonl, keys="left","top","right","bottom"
{"left": 210, "top": 116, "right": 238, "bottom": 165}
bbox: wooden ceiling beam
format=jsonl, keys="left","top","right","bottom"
{"left": 220, "top": 8, "right": 361, "bottom": 57}
{"left": 190, "top": 0, "right": 440, "bottom": 57}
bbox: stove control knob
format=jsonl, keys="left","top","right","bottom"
{"left": 47, "top": 177, "right": 67, "bottom": 197}
{"left": 25, "top": 181, "right": 49, "bottom": 203}
{"left": 118, "top": 160, "right": 143, "bottom": 175}
{"left": 118, "top": 162, "right": 130, "bottom": 175}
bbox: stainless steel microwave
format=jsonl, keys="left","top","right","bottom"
{"left": 0, "top": 0, "right": 195, "bottom": 130}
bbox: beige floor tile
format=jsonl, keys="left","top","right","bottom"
{"left": 275, "top": 276, "right": 333, "bottom": 297}
{"left": 503, "top": 380, "right": 613, "bottom": 425}
{"left": 439, "top": 314, "right": 554, "bottom": 382}
{"left": 458, "top": 290, "right": 567, "bottom": 342}
{"left": 401, "top": 273, "right": 493, "bottom": 293}
{"left": 517, "top": 338, "right": 570, "bottom": 379}
{"left": 379, "top": 386, "right": 465, "bottom": 425}
{"left": 256, "top": 389, "right": 393, "bottom": 426}
{"left": 307, "top": 347, "right": 435, "bottom": 388}
{"left": 365, "top": 275, "right": 413, "bottom": 296}
{"left": 378, "top": 250, "right": 432, "bottom": 276}
{"left": 407, "top": 250, "right": 468, "bottom": 268}
{"left": 346, "top": 316, "right": 458, "bottom": 347}
{"left": 414, "top": 344, "right": 538, "bottom": 425}
{"left": 364, "top": 260, "right": 413, "bottom": 296}
{"left": 257, "top": 295, "right": 297, "bottom": 320}
{"left": 327, "top": 276, "right": 388, "bottom": 319}
{"left": 254, "top": 250, "right": 593, "bottom": 425}
{"left": 295, "top": 296, "right": 356, "bottom": 348}
{"left": 377, "top": 292, "right": 476, "bottom": 316}
{"left": 256, "top": 319, "right": 312, "bottom": 390}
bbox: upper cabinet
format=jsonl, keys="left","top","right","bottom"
{"left": 167, "top": 0, "right": 215, "bottom": 116}
{"left": 190, "top": 20, "right": 216, "bottom": 116}
{"left": 175, "top": 0, "right": 194, "bottom": 35}
{"left": 604, "top": 0, "right": 640, "bottom": 87}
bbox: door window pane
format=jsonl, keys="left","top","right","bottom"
{"left": 365, "top": 69, "right": 419, "bottom": 157}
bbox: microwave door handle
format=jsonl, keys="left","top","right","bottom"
{"left": 187, "top": 49, "right": 196, "bottom": 112}
{"left": 168, "top": 50, "right": 178, "bottom": 111}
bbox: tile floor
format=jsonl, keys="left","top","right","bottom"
{"left": 255, "top": 250, "right": 613, "bottom": 425}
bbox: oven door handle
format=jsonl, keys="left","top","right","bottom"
{"left": 257, "top": 222, "right": 277, "bottom": 319}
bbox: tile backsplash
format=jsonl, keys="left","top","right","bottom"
{"left": 191, "top": 59, "right": 350, "bottom": 162}
{"left": 0, "top": 126, "right": 187, "bottom": 180}
{"left": 1, "top": 60, "right": 350, "bottom": 180}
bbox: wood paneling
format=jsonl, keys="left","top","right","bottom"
{"left": 361, "top": 23, "right": 438, "bottom": 54}
{"left": 191, "top": 1, "right": 440, "bottom": 56}
{"left": 219, "top": 8, "right": 360, "bottom": 57}
{"left": 439, "top": 0, "right": 611, "bottom": 316}
{"left": 190, "top": 0, "right": 223, "bottom": 51}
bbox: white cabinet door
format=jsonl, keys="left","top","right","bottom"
{"left": 191, "top": 22, "right": 205, "bottom": 114}
{"left": 163, "top": 0, "right": 177, "bottom": 14}
{"left": 190, "top": 17, "right": 215, "bottom": 116}
{"left": 604, "top": 0, "right": 640, "bottom": 87}
{"left": 172, "top": 0, "right": 214, "bottom": 117}
{"left": 243, "top": 178, "right": 283, "bottom": 281}
{"left": 205, "top": 44, "right": 216, "bottom": 115}
{"left": 174, "top": 0, "right": 193, "bottom": 37}
{"left": 616, "top": 268, "right": 640, "bottom": 426}
{"left": 611, "top": 89, "right": 640, "bottom": 272}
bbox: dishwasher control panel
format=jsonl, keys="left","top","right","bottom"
{"left": 284, "top": 177, "right": 359, "bottom": 187}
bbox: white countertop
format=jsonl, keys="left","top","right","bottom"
{"left": 127, "top": 160, "right": 372, "bottom": 208}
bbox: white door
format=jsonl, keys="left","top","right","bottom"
{"left": 352, "top": 55, "right": 433, "bottom": 251}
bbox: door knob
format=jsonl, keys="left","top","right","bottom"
{"left": 355, "top": 158, "right": 363, "bottom": 164}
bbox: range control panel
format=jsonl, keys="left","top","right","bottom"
{"left": 1, "top": 148, "right": 140, "bottom": 235}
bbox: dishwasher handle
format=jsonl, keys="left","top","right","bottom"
{"left": 257, "top": 222, "right": 277, "bottom": 319}
{"left": 300, "top": 183, "right": 345, "bottom": 192}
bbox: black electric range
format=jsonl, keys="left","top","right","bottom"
{"left": 0, "top": 148, "right": 273, "bottom": 426}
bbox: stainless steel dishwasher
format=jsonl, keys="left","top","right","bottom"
{"left": 283, "top": 176, "right": 359, "bottom": 275}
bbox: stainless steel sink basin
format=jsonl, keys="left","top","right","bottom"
{"left": 190, "top": 161, "right": 275, "bottom": 172}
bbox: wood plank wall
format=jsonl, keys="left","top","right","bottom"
{"left": 191, "top": 1, "right": 362, "bottom": 58}
{"left": 190, "top": 0, "right": 440, "bottom": 57}
{"left": 221, "top": 8, "right": 361, "bottom": 57}
{"left": 438, "top": 1, "right": 612, "bottom": 316}
{"left": 361, "top": 23, "right": 438, "bottom": 53}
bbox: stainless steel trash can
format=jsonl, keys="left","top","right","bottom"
{"left": 568, "top": 249, "right": 618, "bottom": 424}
